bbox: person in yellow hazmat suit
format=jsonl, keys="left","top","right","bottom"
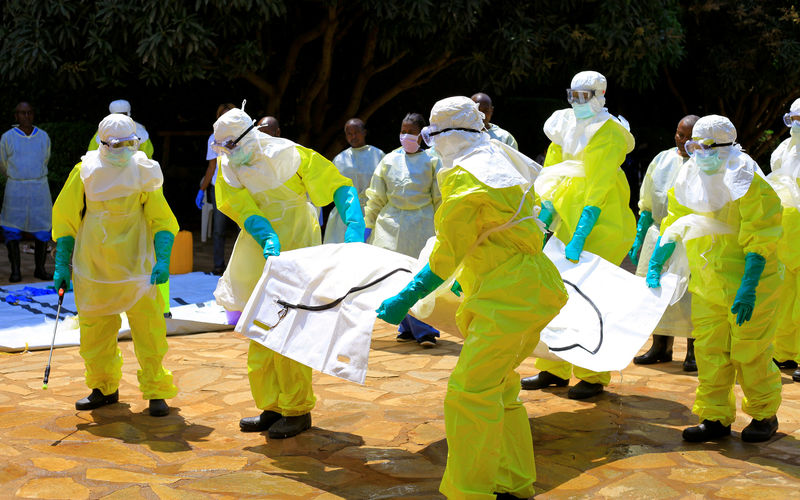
{"left": 631, "top": 114, "right": 699, "bottom": 372}
{"left": 377, "top": 96, "right": 568, "bottom": 500}
{"left": 521, "top": 70, "right": 636, "bottom": 399}
{"left": 648, "top": 115, "right": 782, "bottom": 443}
{"left": 211, "top": 105, "right": 366, "bottom": 439}
{"left": 52, "top": 114, "right": 178, "bottom": 417}
{"left": 767, "top": 98, "right": 800, "bottom": 382}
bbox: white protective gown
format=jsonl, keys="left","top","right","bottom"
{"left": 0, "top": 127, "right": 52, "bottom": 232}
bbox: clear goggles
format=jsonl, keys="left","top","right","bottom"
{"left": 100, "top": 134, "right": 139, "bottom": 149}
{"left": 420, "top": 125, "right": 480, "bottom": 146}
{"left": 783, "top": 113, "right": 800, "bottom": 127}
{"left": 211, "top": 123, "right": 255, "bottom": 155}
{"left": 684, "top": 139, "right": 733, "bottom": 157}
{"left": 566, "top": 89, "right": 595, "bottom": 104}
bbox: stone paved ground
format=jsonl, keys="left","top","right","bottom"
{"left": 3, "top": 232, "right": 800, "bottom": 498}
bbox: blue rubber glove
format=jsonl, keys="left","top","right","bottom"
{"left": 150, "top": 231, "right": 174, "bottom": 285}
{"left": 364, "top": 227, "right": 373, "bottom": 241}
{"left": 565, "top": 206, "right": 601, "bottom": 262}
{"left": 645, "top": 236, "right": 676, "bottom": 288}
{"left": 376, "top": 264, "right": 445, "bottom": 324}
{"left": 731, "top": 252, "right": 765, "bottom": 326}
{"left": 450, "top": 280, "right": 463, "bottom": 297}
{"left": 333, "top": 185, "right": 366, "bottom": 243}
{"left": 244, "top": 214, "right": 281, "bottom": 259}
{"left": 195, "top": 189, "right": 205, "bottom": 210}
{"left": 628, "top": 210, "right": 653, "bottom": 266}
{"left": 539, "top": 200, "right": 556, "bottom": 230}
{"left": 53, "top": 236, "right": 75, "bottom": 291}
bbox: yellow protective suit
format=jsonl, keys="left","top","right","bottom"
{"left": 429, "top": 167, "right": 568, "bottom": 499}
{"left": 661, "top": 175, "right": 783, "bottom": 426}
{"left": 535, "top": 112, "right": 635, "bottom": 385}
{"left": 52, "top": 157, "right": 178, "bottom": 399}
{"left": 214, "top": 145, "right": 351, "bottom": 416}
{"left": 768, "top": 137, "right": 800, "bottom": 364}
{"left": 364, "top": 147, "right": 441, "bottom": 257}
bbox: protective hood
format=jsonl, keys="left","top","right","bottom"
{"left": 543, "top": 108, "right": 633, "bottom": 156}
{"left": 674, "top": 147, "right": 757, "bottom": 213}
{"left": 214, "top": 108, "right": 301, "bottom": 192}
{"left": 571, "top": 70, "right": 607, "bottom": 114}
{"left": 109, "top": 99, "right": 131, "bottom": 116}
{"left": 80, "top": 148, "right": 163, "bottom": 202}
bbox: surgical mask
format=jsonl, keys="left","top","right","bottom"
{"left": 104, "top": 146, "right": 136, "bottom": 167}
{"left": 792, "top": 122, "right": 800, "bottom": 137}
{"left": 230, "top": 147, "right": 253, "bottom": 166}
{"left": 399, "top": 133, "right": 420, "bottom": 154}
{"left": 695, "top": 151, "right": 723, "bottom": 174}
{"left": 571, "top": 102, "right": 595, "bottom": 120}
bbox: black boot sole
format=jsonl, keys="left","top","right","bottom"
{"left": 75, "top": 391, "right": 119, "bottom": 410}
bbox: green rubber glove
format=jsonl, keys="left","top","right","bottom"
{"left": 646, "top": 236, "right": 675, "bottom": 288}
{"left": 53, "top": 236, "right": 75, "bottom": 291}
{"left": 150, "top": 231, "right": 174, "bottom": 285}
{"left": 539, "top": 200, "right": 556, "bottom": 230}
{"left": 244, "top": 214, "right": 281, "bottom": 259}
{"left": 376, "top": 264, "right": 445, "bottom": 324}
{"left": 333, "top": 185, "right": 366, "bottom": 243}
{"left": 628, "top": 210, "right": 653, "bottom": 266}
{"left": 565, "top": 205, "right": 601, "bottom": 262}
{"left": 731, "top": 252, "right": 765, "bottom": 326}
{"left": 450, "top": 280, "right": 463, "bottom": 297}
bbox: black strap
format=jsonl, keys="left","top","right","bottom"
{"left": 277, "top": 267, "right": 412, "bottom": 311}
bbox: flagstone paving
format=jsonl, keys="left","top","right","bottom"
{"left": 2, "top": 324, "right": 800, "bottom": 499}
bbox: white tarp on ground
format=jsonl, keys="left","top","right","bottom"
{"left": 0, "top": 272, "right": 228, "bottom": 352}
{"left": 237, "top": 240, "right": 678, "bottom": 384}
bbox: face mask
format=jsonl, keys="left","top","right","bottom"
{"left": 399, "top": 134, "right": 420, "bottom": 154}
{"left": 105, "top": 146, "right": 136, "bottom": 167}
{"left": 792, "top": 122, "right": 800, "bottom": 137}
{"left": 695, "top": 151, "right": 723, "bottom": 174}
{"left": 230, "top": 147, "right": 253, "bottom": 166}
{"left": 571, "top": 102, "right": 595, "bottom": 120}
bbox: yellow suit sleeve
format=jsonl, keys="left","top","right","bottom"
{"left": 52, "top": 163, "right": 86, "bottom": 240}
{"left": 295, "top": 145, "right": 351, "bottom": 207}
{"left": 364, "top": 160, "right": 389, "bottom": 229}
{"left": 431, "top": 155, "right": 442, "bottom": 212}
{"left": 142, "top": 188, "right": 179, "bottom": 235}
{"left": 738, "top": 175, "right": 782, "bottom": 258}
{"left": 582, "top": 120, "right": 629, "bottom": 208}
{"left": 87, "top": 133, "right": 99, "bottom": 152}
{"left": 659, "top": 188, "right": 691, "bottom": 239}
{"left": 140, "top": 139, "right": 154, "bottom": 159}
{"left": 214, "top": 166, "right": 265, "bottom": 228}
{"left": 543, "top": 142, "right": 563, "bottom": 168}
{"left": 778, "top": 204, "right": 800, "bottom": 270}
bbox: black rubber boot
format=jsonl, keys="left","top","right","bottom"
{"left": 567, "top": 380, "right": 604, "bottom": 400}
{"left": 683, "top": 338, "right": 697, "bottom": 372}
{"left": 773, "top": 358, "right": 798, "bottom": 370}
{"left": 33, "top": 240, "right": 52, "bottom": 280}
{"left": 682, "top": 419, "right": 731, "bottom": 442}
{"left": 793, "top": 368, "right": 800, "bottom": 382}
{"left": 148, "top": 399, "right": 170, "bottom": 417}
{"left": 633, "top": 335, "right": 673, "bottom": 364}
{"left": 741, "top": 416, "right": 778, "bottom": 442}
{"left": 520, "top": 371, "right": 569, "bottom": 390}
{"left": 268, "top": 413, "right": 312, "bottom": 439}
{"left": 7, "top": 241, "right": 21, "bottom": 283}
{"left": 75, "top": 389, "right": 119, "bottom": 410}
{"left": 239, "top": 410, "right": 282, "bottom": 432}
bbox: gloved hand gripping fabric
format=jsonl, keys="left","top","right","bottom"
{"left": 53, "top": 236, "right": 75, "bottom": 291}
{"left": 539, "top": 200, "right": 556, "bottom": 230}
{"left": 244, "top": 214, "right": 281, "bottom": 259}
{"left": 150, "top": 231, "right": 174, "bottom": 285}
{"left": 376, "top": 264, "right": 445, "bottom": 324}
{"left": 731, "top": 252, "right": 765, "bottom": 326}
{"left": 646, "top": 236, "right": 675, "bottom": 288}
{"left": 333, "top": 185, "right": 366, "bottom": 243}
{"left": 629, "top": 210, "right": 653, "bottom": 265}
{"left": 565, "top": 205, "right": 601, "bottom": 262}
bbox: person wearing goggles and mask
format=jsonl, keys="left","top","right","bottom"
{"left": 766, "top": 97, "right": 800, "bottom": 382}
{"left": 647, "top": 115, "right": 783, "bottom": 443}
{"left": 377, "top": 96, "right": 567, "bottom": 500}
{"left": 52, "top": 114, "right": 179, "bottom": 417}
{"left": 88, "top": 99, "right": 154, "bottom": 159}
{"left": 631, "top": 115, "right": 700, "bottom": 372}
{"left": 211, "top": 105, "right": 366, "bottom": 439}
{"left": 364, "top": 113, "right": 442, "bottom": 346}
{"left": 521, "top": 70, "right": 636, "bottom": 400}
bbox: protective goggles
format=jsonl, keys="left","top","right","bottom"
{"left": 211, "top": 123, "right": 255, "bottom": 155}
{"left": 420, "top": 125, "right": 481, "bottom": 146}
{"left": 100, "top": 134, "right": 139, "bottom": 149}
{"left": 684, "top": 139, "right": 733, "bottom": 157}
{"left": 566, "top": 89, "right": 595, "bottom": 104}
{"left": 783, "top": 113, "right": 800, "bottom": 127}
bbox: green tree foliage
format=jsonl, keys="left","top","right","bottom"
{"left": 1, "top": 0, "right": 685, "bottom": 156}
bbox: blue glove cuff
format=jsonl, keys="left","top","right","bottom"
{"left": 648, "top": 236, "right": 675, "bottom": 273}
{"left": 153, "top": 231, "right": 175, "bottom": 263}
{"left": 244, "top": 214, "right": 275, "bottom": 247}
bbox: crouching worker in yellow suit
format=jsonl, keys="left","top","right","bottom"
{"left": 211, "top": 106, "right": 366, "bottom": 439}
{"left": 52, "top": 114, "right": 179, "bottom": 417}
{"left": 648, "top": 115, "right": 782, "bottom": 443}
{"left": 377, "top": 96, "right": 568, "bottom": 500}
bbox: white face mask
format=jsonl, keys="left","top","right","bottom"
{"left": 791, "top": 122, "right": 800, "bottom": 137}
{"left": 230, "top": 147, "right": 253, "bottom": 166}
{"left": 105, "top": 146, "right": 136, "bottom": 167}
